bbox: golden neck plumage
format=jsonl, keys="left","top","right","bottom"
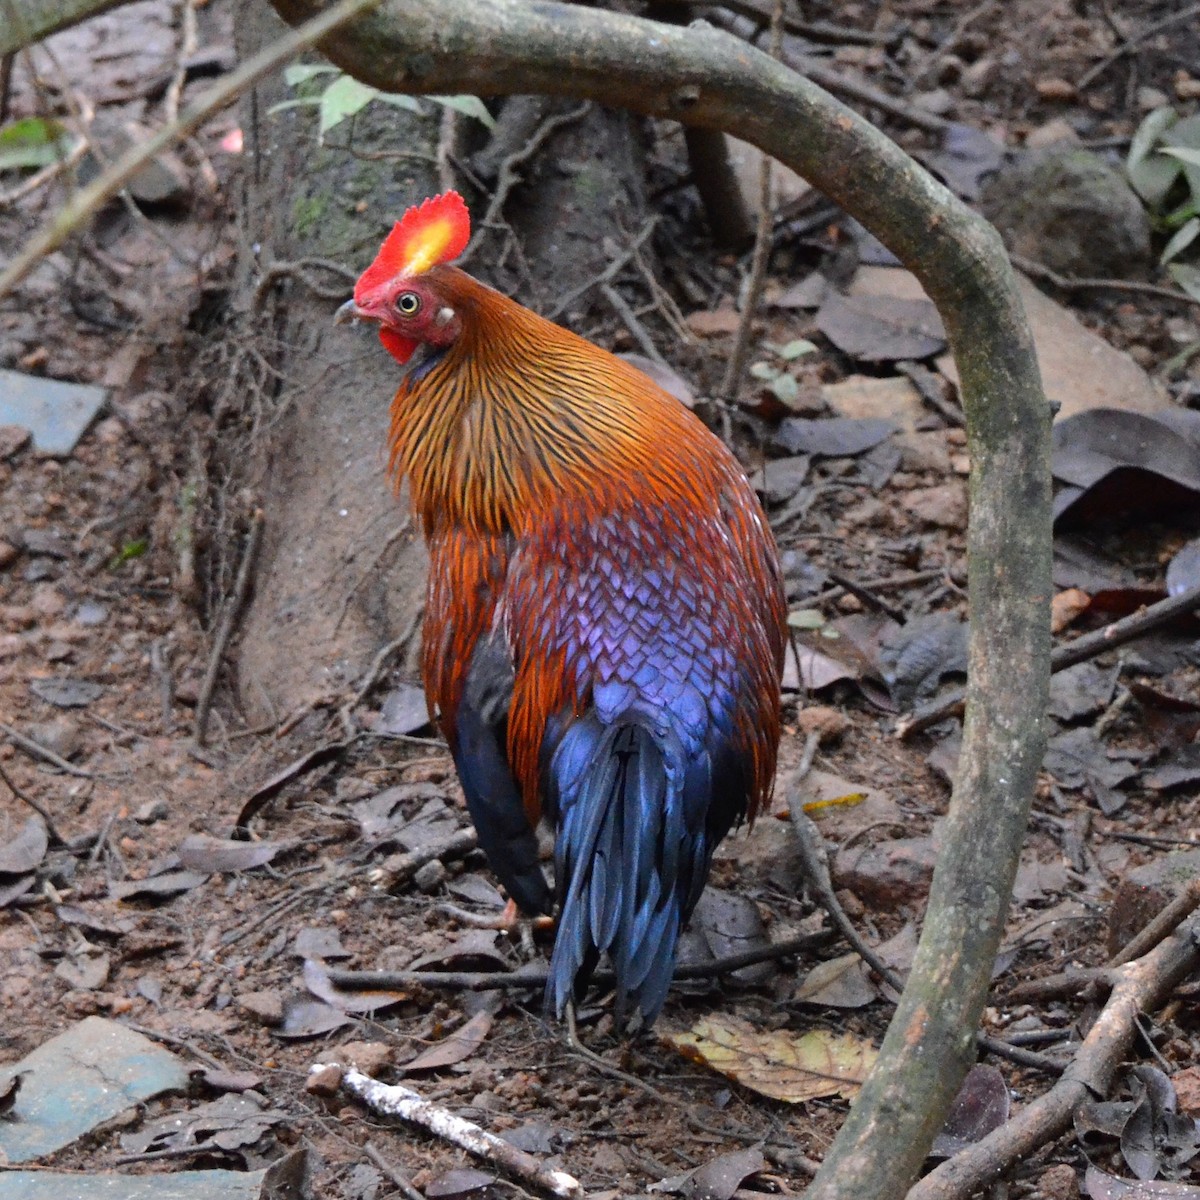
{"left": 388, "top": 270, "right": 705, "bottom": 537}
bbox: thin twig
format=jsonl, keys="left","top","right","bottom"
{"left": 254, "top": 256, "right": 357, "bottom": 309}
{"left": 322, "top": 1065, "right": 584, "bottom": 1198}
{"left": 545, "top": 219, "right": 658, "bottom": 320}
{"left": 896, "top": 360, "right": 965, "bottom": 427}
{"left": 0, "top": 763, "right": 66, "bottom": 845}
{"left": 1107, "top": 878, "right": 1200, "bottom": 968}
{"left": 600, "top": 283, "right": 667, "bottom": 367}
{"left": 1077, "top": 3, "right": 1200, "bottom": 90}
{"left": 0, "top": 0, "right": 385, "bottom": 301}
{"left": 194, "top": 509, "right": 264, "bottom": 747}
{"left": 375, "top": 827, "right": 479, "bottom": 891}
{"left": 0, "top": 720, "right": 95, "bottom": 778}
{"left": 908, "top": 0, "right": 996, "bottom": 87}
{"left": 787, "top": 757, "right": 907, "bottom": 993}
{"left": 461, "top": 100, "right": 590, "bottom": 264}
{"left": 826, "top": 570, "right": 907, "bottom": 623}
{"left": 899, "top": 582, "right": 1200, "bottom": 737}
{"left": 339, "top": 605, "right": 425, "bottom": 735}
{"left": 364, "top": 1142, "right": 427, "bottom": 1200}
{"left": 910, "top": 911, "right": 1200, "bottom": 1200}
{"left": 1013, "top": 254, "right": 1200, "bottom": 309}
{"left": 164, "top": 0, "right": 197, "bottom": 124}
{"left": 808, "top": 568, "right": 945, "bottom": 610}
{"left": 719, "top": 0, "right": 782, "bottom": 401}
{"left": 975, "top": 1034, "right": 1064, "bottom": 1076}
{"left": 327, "top": 930, "right": 831, "bottom": 993}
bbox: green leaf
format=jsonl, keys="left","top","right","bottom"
{"left": 109, "top": 538, "right": 149, "bottom": 569}
{"left": 284, "top": 64, "right": 339, "bottom": 86}
{"left": 787, "top": 608, "right": 826, "bottom": 630}
{"left": 1161, "top": 146, "right": 1200, "bottom": 169}
{"left": 769, "top": 374, "right": 800, "bottom": 405}
{"left": 318, "top": 74, "right": 379, "bottom": 139}
{"left": 1161, "top": 217, "right": 1200, "bottom": 266}
{"left": 266, "top": 98, "right": 321, "bottom": 116}
{"left": 429, "top": 95, "right": 495, "bottom": 129}
{"left": 0, "top": 116, "right": 71, "bottom": 172}
{"left": 1166, "top": 115, "right": 1200, "bottom": 200}
{"left": 373, "top": 93, "right": 427, "bottom": 115}
{"left": 1128, "top": 153, "right": 1181, "bottom": 207}
{"left": 1169, "top": 262, "right": 1200, "bottom": 303}
{"left": 1128, "top": 107, "right": 1178, "bottom": 171}
{"left": 778, "top": 338, "right": 818, "bottom": 360}
{"left": 749, "top": 361, "right": 779, "bottom": 380}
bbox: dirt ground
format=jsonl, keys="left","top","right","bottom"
{"left": 3, "top": 1, "right": 1200, "bottom": 1197}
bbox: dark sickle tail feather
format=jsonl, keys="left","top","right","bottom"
{"left": 547, "top": 713, "right": 696, "bottom": 1027}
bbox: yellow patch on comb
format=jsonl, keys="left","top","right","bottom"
{"left": 355, "top": 190, "right": 471, "bottom": 300}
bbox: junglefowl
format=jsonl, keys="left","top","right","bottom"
{"left": 337, "top": 191, "right": 787, "bottom": 1027}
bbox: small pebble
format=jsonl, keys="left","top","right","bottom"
{"left": 306, "top": 1063, "right": 344, "bottom": 1096}
{"left": 414, "top": 859, "right": 447, "bottom": 893}
{"left": 74, "top": 601, "right": 109, "bottom": 626}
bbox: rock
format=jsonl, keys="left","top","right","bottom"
{"left": 336, "top": 1040, "right": 392, "bottom": 1075}
{"left": 981, "top": 148, "right": 1151, "bottom": 279}
{"left": 413, "top": 859, "right": 447, "bottom": 892}
{"left": 833, "top": 836, "right": 937, "bottom": 908}
{"left": 1137, "top": 86, "right": 1170, "bottom": 111}
{"left": 900, "top": 482, "right": 968, "bottom": 529}
{"left": 1034, "top": 77, "right": 1076, "bottom": 102}
{"left": 797, "top": 705, "right": 850, "bottom": 744}
{"left": 29, "top": 584, "right": 66, "bottom": 617}
{"left": 937, "top": 276, "right": 1169, "bottom": 422}
{"left": 1051, "top": 588, "right": 1090, "bottom": 633}
{"left": 685, "top": 306, "right": 742, "bottom": 338}
{"left": 236, "top": 989, "right": 285, "bottom": 1026}
{"left": 25, "top": 717, "right": 79, "bottom": 760}
{"left": 1106, "top": 850, "right": 1200, "bottom": 956}
{"left": 894, "top": 431, "right": 952, "bottom": 474}
{"left": 1037, "top": 1163, "right": 1078, "bottom": 1200}
{"left": 913, "top": 88, "right": 954, "bottom": 116}
{"left": 1176, "top": 73, "right": 1200, "bottom": 101}
{"left": 305, "top": 1063, "right": 343, "bottom": 1096}
{"left": 0, "top": 424, "right": 31, "bottom": 459}
{"left": 0, "top": 540, "right": 18, "bottom": 569}
{"left": 1025, "top": 118, "right": 1079, "bottom": 149}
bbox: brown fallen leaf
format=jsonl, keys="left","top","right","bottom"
{"left": 1052, "top": 587, "right": 1091, "bottom": 633}
{"left": 401, "top": 1010, "right": 494, "bottom": 1073}
{"left": 664, "top": 1015, "right": 877, "bottom": 1103}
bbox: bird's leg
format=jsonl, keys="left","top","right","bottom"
{"left": 564, "top": 999, "right": 607, "bottom": 1068}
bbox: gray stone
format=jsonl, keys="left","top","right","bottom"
{"left": 0, "top": 1017, "right": 189, "bottom": 1164}
{"left": 982, "top": 148, "right": 1152, "bottom": 279}
{"left": 0, "top": 369, "right": 107, "bottom": 456}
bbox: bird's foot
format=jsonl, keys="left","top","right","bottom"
{"left": 438, "top": 899, "right": 553, "bottom": 957}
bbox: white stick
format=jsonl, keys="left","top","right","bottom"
{"left": 311, "top": 1064, "right": 583, "bottom": 1199}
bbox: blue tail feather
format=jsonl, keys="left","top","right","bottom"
{"left": 546, "top": 711, "right": 710, "bottom": 1027}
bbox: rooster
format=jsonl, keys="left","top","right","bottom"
{"left": 337, "top": 191, "right": 786, "bottom": 1027}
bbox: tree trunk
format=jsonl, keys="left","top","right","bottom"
{"left": 227, "top": 4, "right": 650, "bottom": 723}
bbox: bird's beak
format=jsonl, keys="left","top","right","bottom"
{"left": 334, "top": 299, "right": 376, "bottom": 326}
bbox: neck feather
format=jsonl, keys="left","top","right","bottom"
{"left": 388, "top": 271, "right": 713, "bottom": 536}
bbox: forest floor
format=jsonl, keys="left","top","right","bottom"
{"left": 2, "top": 1, "right": 1200, "bottom": 1198}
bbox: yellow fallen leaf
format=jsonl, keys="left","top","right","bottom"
{"left": 800, "top": 792, "right": 866, "bottom": 814}
{"left": 664, "top": 1015, "right": 877, "bottom": 1104}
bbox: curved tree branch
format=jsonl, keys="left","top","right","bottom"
{"left": 271, "top": 3, "right": 1052, "bottom": 1195}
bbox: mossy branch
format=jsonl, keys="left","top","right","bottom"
{"left": 260, "top": 1, "right": 1050, "bottom": 1195}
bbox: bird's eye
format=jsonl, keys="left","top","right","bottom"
{"left": 396, "top": 292, "right": 421, "bottom": 316}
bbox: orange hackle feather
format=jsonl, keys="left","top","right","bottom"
{"left": 356, "top": 191, "right": 786, "bottom": 1025}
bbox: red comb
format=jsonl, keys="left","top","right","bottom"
{"left": 355, "top": 191, "right": 470, "bottom": 301}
